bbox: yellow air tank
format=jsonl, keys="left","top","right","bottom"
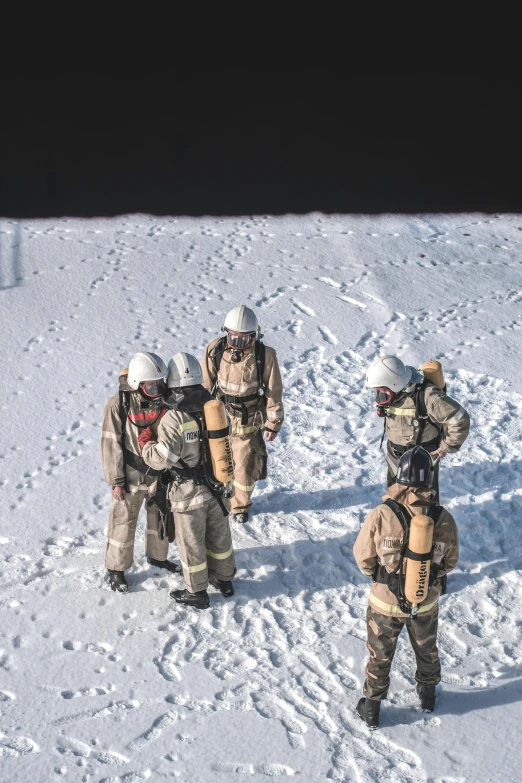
{"left": 203, "top": 399, "right": 234, "bottom": 484}
{"left": 422, "top": 360, "right": 445, "bottom": 390}
{"left": 404, "top": 514, "right": 434, "bottom": 611}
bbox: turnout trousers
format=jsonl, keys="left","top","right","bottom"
{"left": 105, "top": 488, "right": 169, "bottom": 571}
{"left": 174, "top": 496, "right": 235, "bottom": 592}
{"left": 363, "top": 605, "right": 441, "bottom": 701}
{"left": 230, "top": 428, "right": 267, "bottom": 515}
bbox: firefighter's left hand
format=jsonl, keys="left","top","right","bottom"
{"left": 138, "top": 426, "right": 156, "bottom": 452}
{"left": 265, "top": 430, "right": 278, "bottom": 442}
{"left": 430, "top": 447, "right": 447, "bottom": 460}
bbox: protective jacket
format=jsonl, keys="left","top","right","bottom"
{"left": 141, "top": 405, "right": 235, "bottom": 592}
{"left": 101, "top": 389, "right": 165, "bottom": 493}
{"left": 383, "top": 385, "right": 469, "bottom": 453}
{"left": 353, "top": 483, "right": 459, "bottom": 618}
{"left": 202, "top": 337, "right": 284, "bottom": 434}
{"left": 101, "top": 383, "right": 169, "bottom": 572}
{"left": 141, "top": 408, "right": 213, "bottom": 512}
{"left": 202, "top": 337, "right": 284, "bottom": 514}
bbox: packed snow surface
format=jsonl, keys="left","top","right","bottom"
{"left": 1, "top": 213, "right": 522, "bottom": 782}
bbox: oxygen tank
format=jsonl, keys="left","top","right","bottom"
{"left": 203, "top": 399, "right": 234, "bottom": 484}
{"left": 404, "top": 514, "right": 434, "bottom": 610}
{"left": 422, "top": 360, "right": 445, "bottom": 390}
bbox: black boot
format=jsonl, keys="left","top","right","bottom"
{"left": 417, "top": 683, "right": 436, "bottom": 712}
{"left": 231, "top": 512, "right": 249, "bottom": 524}
{"left": 170, "top": 588, "right": 210, "bottom": 609}
{"left": 147, "top": 557, "right": 181, "bottom": 574}
{"left": 209, "top": 574, "right": 234, "bottom": 597}
{"left": 356, "top": 697, "right": 380, "bottom": 729}
{"left": 107, "top": 570, "right": 128, "bottom": 594}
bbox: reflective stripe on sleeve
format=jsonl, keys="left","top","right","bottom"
{"left": 231, "top": 426, "right": 258, "bottom": 435}
{"left": 205, "top": 546, "right": 233, "bottom": 560}
{"left": 180, "top": 558, "right": 207, "bottom": 574}
{"left": 232, "top": 479, "right": 256, "bottom": 492}
{"left": 266, "top": 410, "right": 282, "bottom": 421}
{"left": 385, "top": 407, "right": 416, "bottom": 416}
{"left": 155, "top": 442, "right": 180, "bottom": 463}
{"left": 369, "top": 593, "right": 439, "bottom": 615}
{"left": 156, "top": 442, "right": 169, "bottom": 458}
{"left": 449, "top": 405, "right": 467, "bottom": 423}
{"left": 102, "top": 430, "right": 119, "bottom": 441}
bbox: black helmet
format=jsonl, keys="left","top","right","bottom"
{"left": 396, "top": 446, "right": 434, "bottom": 488}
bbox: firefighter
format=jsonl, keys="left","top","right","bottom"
{"left": 365, "top": 355, "right": 470, "bottom": 497}
{"left": 101, "top": 352, "right": 180, "bottom": 593}
{"left": 201, "top": 305, "right": 284, "bottom": 523}
{"left": 353, "top": 446, "right": 459, "bottom": 729}
{"left": 138, "top": 353, "right": 236, "bottom": 609}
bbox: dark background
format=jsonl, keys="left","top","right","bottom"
{"left": 1, "top": 73, "right": 521, "bottom": 217}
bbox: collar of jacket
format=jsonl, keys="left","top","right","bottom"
{"left": 223, "top": 343, "right": 255, "bottom": 361}
{"left": 383, "top": 483, "right": 436, "bottom": 507}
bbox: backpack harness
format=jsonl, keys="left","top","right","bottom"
{"left": 379, "top": 378, "right": 443, "bottom": 454}
{"left": 166, "top": 410, "right": 230, "bottom": 517}
{"left": 118, "top": 390, "right": 174, "bottom": 541}
{"left": 210, "top": 337, "right": 266, "bottom": 425}
{"left": 119, "top": 391, "right": 166, "bottom": 488}
{"left": 372, "top": 498, "right": 446, "bottom": 615}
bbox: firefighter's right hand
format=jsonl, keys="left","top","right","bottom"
{"left": 138, "top": 426, "right": 155, "bottom": 452}
{"left": 112, "top": 486, "right": 126, "bottom": 501}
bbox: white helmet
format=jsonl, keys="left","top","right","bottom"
{"left": 167, "top": 352, "right": 203, "bottom": 388}
{"left": 127, "top": 352, "right": 167, "bottom": 391}
{"left": 222, "top": 305, "right": 259, "bottom": 334}
{"left": 365, "top": 355, "right": 412, "bottom": 393}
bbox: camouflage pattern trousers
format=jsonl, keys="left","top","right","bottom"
{"left": 364, "top": 605, "right": 441, "bottom": 701}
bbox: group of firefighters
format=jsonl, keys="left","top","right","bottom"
{"left": 101, "top": 306, "right": 470, "bottom": 728}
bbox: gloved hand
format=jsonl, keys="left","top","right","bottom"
{"left": 138, "top": 426, "right": 156, "bottom": 453}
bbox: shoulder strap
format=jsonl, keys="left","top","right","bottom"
{"left": 212, "top": 337, "right": 227, "bottom": 375}
{"left": 414, "top": 379, "right": 431, "bottom": 444}
{"left": 255, "top": 340, "right": 266, "bottom": 394}
{"left": 118, "top": 390, "right": 130, "bottom": 492}
{"left": 119, "top": 389, "right": 130, "bottom": 429}
{"left": 383, "top": 498, "right": 412, "bottom": 534}
{"left": 429, "top": 504, "right": 444, "bottom": 524}
{"left": 381, "top": 499, "right": 413, "bottom": 614}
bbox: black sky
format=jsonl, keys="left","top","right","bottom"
{"left": 1, "top": 73, "right": 521, "bottom": 217}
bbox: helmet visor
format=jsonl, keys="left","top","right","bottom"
{"left": 226, "top": 330, "right": 255, "bottom": 350}
{"left": 375, "top": 387, "right": 395, "bottom": 406}
{"left": 140, "top": 379, "right": 167, "bottom": 399}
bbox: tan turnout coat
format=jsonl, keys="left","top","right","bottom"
{"left": 201, "top": 338, "right": 284, "bottom": 513}
{"left": 384, "top": 385, "right": 469, "bottom": 453}
{"left": 141, "top": 409, "right": 211, "bottom": 510}
{"left": 101, "top": 391, "right": 164, "bottom": 493}
{"left": 141, "top": 407, "right": 235, "bottom": 591}
{"left": 353, "top": 483, "right": 459, "bottom": 618}
{"left": 202, "top": 338, "right": 284, "bottom": 434}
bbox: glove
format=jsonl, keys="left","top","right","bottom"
{"left": 138, "top": 426, "right": 156, "bottom": 453}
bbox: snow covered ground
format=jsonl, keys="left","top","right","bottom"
{"left": 1, "top": 213, "right": 522, "bottom": 782}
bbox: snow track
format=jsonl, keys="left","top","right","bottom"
{"left": 1, "top": 214, "right": 522, "bottom": 781}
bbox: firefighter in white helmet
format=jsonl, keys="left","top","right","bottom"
{"left": 138, "top": 353, "right": 236, "bottom": 609}
{"left": 365, "top": 355, "right": 470, "bottom": 497}
{"left": 100, "top": 352, "right": 181, "bottom": 593}
{"left": 201, "top": 305, "right": 284, "bottom": 523}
